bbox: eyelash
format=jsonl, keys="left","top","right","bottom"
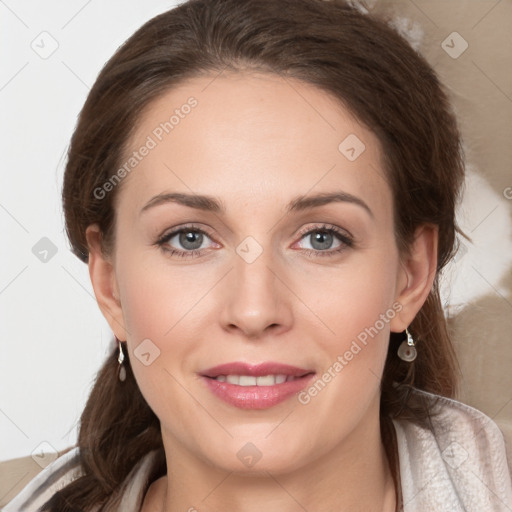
{"left": 155, "top": 223, "right": 354, "bottom": 259}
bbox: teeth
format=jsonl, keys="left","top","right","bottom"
{"left": 239, "top": 376, "right": 257, "bottom": 386}
{"left": 257, "top": 375, "right": 276, "bottom": 386}
{"left": 275, "top": 374, "right": 287, "bottom": 384}
{"left": 214, "top": 374, "right": 291, "bottom": 386}
{"left": 226, "top": 375, "right": 240, "bottom": 385}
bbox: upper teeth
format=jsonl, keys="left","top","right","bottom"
{"left": 215, "top": 374, "right": 291, "bottom": 386}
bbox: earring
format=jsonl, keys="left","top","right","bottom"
{"left": 397, "top": 328, "right": 417, "bottom": 362}
{"left": 117, "top": 338, "right": 126, "bottom": 382}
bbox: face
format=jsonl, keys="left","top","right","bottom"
{"left": 92, "top": 72, "right": 415, "bottom": 474}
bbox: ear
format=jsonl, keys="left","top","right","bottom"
{"left": 85, "top": 224, "right": 128, "bottom": 341}
{"left": 390, "top": 224, "right": 438, "bottom": 333}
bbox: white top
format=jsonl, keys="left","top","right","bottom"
{"left": 4, "top": 389, "right": 512, "bottom": 512}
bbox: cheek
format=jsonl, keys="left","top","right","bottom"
{"left": 118, "top": 253, "right": 216, "bottom": 341}
{"left": 294, "top": 251, "right": 399, "bottom": 348}
{"left": 116, "top": 261, "right": 205, "bottom": 418}
{"left": 291, "top": 253, "right": 399, "bottom": 412}
{"left": 116, "top": 253, "right": 225, "bottom": 383}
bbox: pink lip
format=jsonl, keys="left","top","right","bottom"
{"left": 200, "top": 362, "right": 315, "bottom": 410}
{"left": 201, "top": 361, "right": 313, "bottom": 378}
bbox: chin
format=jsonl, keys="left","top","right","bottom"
{"left": 201, "top": 435, "right": 310, "bottom": 475}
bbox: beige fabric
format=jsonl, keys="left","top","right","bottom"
{"left": 0, "top": 456, "right": 46, "bottom": 508}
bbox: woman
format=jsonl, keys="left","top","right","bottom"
{"left": 5, "top": 0, "right": 511, "bottom": 510}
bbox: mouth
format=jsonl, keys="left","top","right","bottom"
{"left": 209, "top": 374, "right": 303, "bottom": 385}
{"left": 199, "top": 362, "right": 316, "bottom": 409}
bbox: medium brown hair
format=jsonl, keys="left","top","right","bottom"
{"left": 43, "top": 0, "right": 464, "bottom": 509}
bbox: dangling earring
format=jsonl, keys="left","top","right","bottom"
{"left": 117, "top": 338, "right": 127, "bottom": 382}
{"left": 397, "top": 328, "right": 417, "bottom": 362}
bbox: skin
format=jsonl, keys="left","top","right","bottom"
{"left": 86, "top": 71, "right": 437, "bottom": 512}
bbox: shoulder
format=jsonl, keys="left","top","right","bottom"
{"left": 3, "top": 447, "right": 159, "bottom": 512}
{"left": 392, "top": 388, "right": 512, "bottom": 511}
{"left": 2, "top": 447, "right": 83, "bottom": 512}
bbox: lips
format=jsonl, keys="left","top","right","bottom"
{"left": 200, "top": 362, "right": 315, "bottom": 409}
{"left": 201, "top": 361, "right": 313, "bottom": 378}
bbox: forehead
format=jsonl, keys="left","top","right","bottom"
{"left": 116, "top": 71, "right": 390, "bottom": 217}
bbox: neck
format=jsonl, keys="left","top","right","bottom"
{"left": 152, "top": 407, "right": 397, "bottom": 512}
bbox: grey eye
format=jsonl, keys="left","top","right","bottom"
{"left": 309, "top": 231, "right": 335, "bottom": 250}
{"left": 178, "top": 231, "right": 204, "bottom": 250}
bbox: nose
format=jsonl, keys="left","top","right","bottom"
{"left": 219, "top": 245, "right": 293, "bottom": 339}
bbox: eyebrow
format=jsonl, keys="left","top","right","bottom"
{"left": 140, "top": 191, "right": 373, "bottom": 218}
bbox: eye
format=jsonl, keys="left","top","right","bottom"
{"left": 294, "top": 224, "right": 354, "bottom": 257}
{"left": 156, "top": 225, "right": 218, "bottom": 258}
{"left": 155, "top": 223, "right": 354, "bottom": 259}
